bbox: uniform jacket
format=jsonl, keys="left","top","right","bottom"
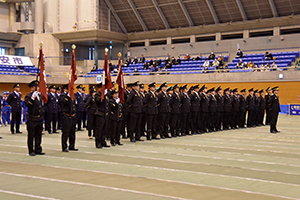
{"left": 254, "top": 95, "right": 259, "bottom": 111}
{"left": 46, "top": 93, "right": 58, "bottom": 114}
{"left": 265, "top": 94, "right": 271, "bottom": 110}
{"left": 109, "top": 98, "right": 123, "bottom": 121}
{"left": 190, "top": 92, "right": 200, "bottom": 112}
{"left": 143, "top": 91, "right": 158, "bottom": 115}
{"left": 246, "top": 95, "right": 255, "bottom": 111}
{"left": 60, "top": 92, "right": 76, "bottom": 115}
{"left": 157, "top": 91, "right": 170, "bottom": 113}
{"left": 180, "top": 92, "right": 190, "bottom": 114}
{"left": 7, "top": 91, "right": 22, "bottom": 112}
{"left": 209, "top": 94, "right": 217, "bottom": 113}
{"left": 223, "top": 94, "right": 231, "bottom": 113}
{"left": 126, "top": 89, "right": 143, "bottom": 114}
{"left": 140, "top": 92, "right": 147, "bottom": 113}
{"left": 216, "top": 93, "right": 224, "bottom": 112}
{"left": 239, "top": 95, "right": 246, "bottom": 112}
{"left": 268, "top": 94, "right": 281, "bottom": 112}
{"left": 123, "top": 90, "right": 131, "bottom": 113}
{"left": 95, "top": 92, "right": 109, "bottom": 116}
{"left": 85, "top": 94, "right": 97, "bottom": 115}
{"left": 259, "top": 96, "right": 266, "bottom": 110}
{"left": 74, "top": 92, "right": 85, "bottom": 112}
{"left": 25, "top": 92, "right": 44, "bottom": 121}
{"left": 200, "top": 93, "right": 209, "bottom": 113}
{"left": 231, "top": 95, "right": 240, "bottom": 112}
{"left": 170, "top": 92, "right": 180, "bottom": 114}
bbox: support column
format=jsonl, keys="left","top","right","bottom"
{"left": 20, "top": 3, "right": 25, "bottom": 22}
{"left": 274, "top": 27, "right": 280, "bottom": 36}
{"left": 243, "top": 30, "right": 249, "bottom": 38}
{"left": 9, "top": 3, "right": 16, "bottom": 28}
{"left": 28, "top": 2, "right": 33, "bottom": 22}
{"left": 190, "top": 35, "right": 196, "bottom": 43}
{"left": 167, "top": 37, "right": 172, "bottom": 45}
{"left": 34, "top": 0, "right": 43, "bottom": 33}
{"left": 216, "top": 32, "right": 221, "bottom": 41}
{"left": 145, "top": 39, "right": 150, "bottom": 46}
{"left": 94, "top": 41, "right": 98, "bottom": 69}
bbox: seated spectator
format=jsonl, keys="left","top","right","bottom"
{"left": 133, "top": 57, "right": 138, "bottom": 64}
{"left": 143, "top": 62, "right": 149, "bottom": 70}
{"left": 149, "top": 59, "right": 154, "bottom": 66}
{"left": 295, "top": 59, "right": 300, "bottom": 70}
{"left": 236, "top": 49, "right": 243, "bottom": 58}
{"left": 133, "top": 68, "right": 139, "bottom": 75}
{"left": 264, "top": 52, "right": 273, "bottom": 60}
{"left": 208, "top": 51, "right": 215, "bottom": 60}
{"left": 165, "top": 61, "right": 172, "bottom": 69}
{"left": 271, "top": 62, "right": 278, "bottom": 71}
{"left": 183, "top": 53, "right": 190, "bottom": 61}
{"left": 259, "top": 64, "right": 266, "bottom": 72}
{"left": 150, "top": 65, "right": 156, "bottom": 75}
{"left": 171, "top": 56, "right": 176, "bottom": 65}
{"left": 156, "top": 58, "right": 162, "bottom": 66}
{"left": 139, "top": 54, "right": 145, "bottom": 63}
{"left": 212, "top": 59, "right": 219, "bottom": 69}
{"left": 175, "top": 56, "right": 181, "bottom": 65}
{"left": 125, "top": 56, "right": 131, "bottom": 67}
{"left": 218, "top": 54, "right": 224, "bottom": 62}
{"left": 217, "top": 56, "right": 224, "bottom": 67}
{"left": 248, "top": 60, "right": 254, "bottom": 69}
{"left": 236, "top": 60, "right": 243, "bottom": 69}
{"left": 243, "top": 62, "right": 248, "bottom": 69}
{"left": 203, "top": 59, "right": 210, "bottom": 68}
{"left": 91, "top": 64, "right": 97, "bottom": 72}
{"left": 164, "top": 54, "right": 170, "bottom": 65}
{"left": 194, "top": 53, "right": 202, "bottom": 60}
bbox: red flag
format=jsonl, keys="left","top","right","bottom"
{"left": 39, "top": 48, "right": 48, "bottom": 104}
{"left": 101, "top": 50, "right": 113, "bottom": 101}
{"left": 116, "top": 57, "right": 125, "bottom": 104}
{"left": 68, "top": 47, "right": 77, "bottom": 101}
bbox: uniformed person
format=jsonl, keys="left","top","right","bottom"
{"left": 25, "top": 80, "right": 45, "bottom": 156}
{"left": 180, "top": 84, "right": 190, "bottom": 136}
{"left": 215, "top": 86, "right": 224, "bottom": 131}
{"left": 190, "top": 85, "right": 200, "bottom": 134}
{"left": 265, "top": 87, "right": 272, "bottom": 125}
{"left": 46, "top": 85, "right": 59, "bottom": 134}
{"left": 143, "top": 82, "right": 159, "bottom": 140}
{"left": 200, "top": 85, "right": 209, "bottom": 133}
{"left": 157, "top": 82, "right": 171, "bottom": 139}
{"left": 239, "top": 89, "right": 247, "bottom": 128}
{"left": 268, "top": 86, "right": 281, "bottom": 133}
{"left": 82, "top": 87, "right": 88, "bottom": 129}
{"left": 139, "top": 84, "right": 147, "bottom": 137}
{"left": 61, "top": 84, "right": 78, "bottom": 152}
{"left": 56, "top": 86, "right": 63, "bottom": 130}
{"left": 258, "top": 89, "right": 265, "bottom": 126}
{"left": 126, "top": 81, "right": 144, "bottom": 142}
{"left": 223, "top": 88, "right": 231, "bottom": 130}
{"left": 74, "top": 84, "right": 85, "bottom": 131}
{"left": 246, "top": 88, "right": 255, "bottom": 127}
{"left": 231, "top": 88, "right": 239, "bottom": 129}
{"left": 85, "top": 86, "right": 97, "bottom": 139}
{"left": 166, "top": 87, "right": 173, "bottom": 136}
{"left": 7, "top": 83, "right": 22, "bottom": 134}
{"left": 254, "top": 89, "right": 259, "bottom": 126}
{"left": 122, "top": 83, "right": 132, "bottom": 139}
{"left": 208, "top": 88, "right": 217, "bottom": 132}
{"left": 169, "top": 84, "right": 180, "bottom": 137}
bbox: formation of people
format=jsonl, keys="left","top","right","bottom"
{"left": 0, "top": 81, "right": 281, "bottom": 156}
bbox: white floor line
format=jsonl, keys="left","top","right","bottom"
{"left": 0, "top": 189, "right": 60, "bottom": 200}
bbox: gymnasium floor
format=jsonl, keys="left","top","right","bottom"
{"left": 0, "top": 115, "right": 299, "bottom": 200}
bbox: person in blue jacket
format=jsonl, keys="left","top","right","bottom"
{"left": 2, "top": 92, "right": 11, "bottom": 126}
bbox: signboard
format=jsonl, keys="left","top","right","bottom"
{"left": 0, "top": 55, "right": 33, "bottom": 66}
{"left": 96, "top": 75, "right": 102, "bottom": 83}
{"left": 289, "top": 104, "right": 300, "bottom": 115}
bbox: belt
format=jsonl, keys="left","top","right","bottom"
{"left": 64, "top": 112, "right": 76, "bottom": 117}
{"left": 28, "top": 114, "right": 41, "bottom": 118}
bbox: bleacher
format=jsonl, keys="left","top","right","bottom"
{"left": 0, "top": 65, "right": 29, "bottom": 76}
{"left": 23, "top": 66, "right": 51, "bottom": 77}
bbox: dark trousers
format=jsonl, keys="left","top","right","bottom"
{"left": 122, "top": 112, "right": 131, "bottom": 138}
{"left": 11, "top": 111, "right": 21, "bottom": 133}
{"left": 270, "top": 111, "right": 279, "bottom": 132}
{"left": 265, "top": 109, "right": 270, "bottom": 125}
{"left": 95, "top": 115, "right": 107, "bottom": 147}
{"left": 76, "top": 111, "right": 84, "bottom": 130}
{"left": 87, "top": 113, "right": 96, "bottom": 137}
{"left": 190, "top": 112, "right": 199, "bottom": 133}
{"left": 129, "top": 113, "right": 141, "bottom": 140}
{"left": 180, "top": 113, "right": 189, "bottom": 135}
{"left": 247, "top": 110, "right": 254, "bottom": 127}
{"left": 239, "top": 111, "right": 246, "bottom": 128}
{"left": 201, "top": 112, "right": 208, "bottom": 132}
{"left": 110, "top": 120, "right": 122, "bottom": 144}
{"left": 258, "top": 109, "right": 265, "bottom": 125}
{"left": 216, "top": 112, "right": 223, "bottom": 130}
{"left": 61, "top": 113, "right": 76, "bottom": 150}
{"left": 83, "top": 111, "right": 87, "bottom": 128}
{"left": 158, "top": 113, "right": 168, "bottom": 137}
{"left": 141, "top": 113, "right": 147, "bottom": 136}
{"left": 147, "top": 114, "right": 157, "bottom": 139}
{"left": 208, "top": 112, "right": 216, "bottom": 131}
{"left": 170, "top": 114, "right": 179, "bottom": 136}
{"left": 44, "top": 111, "right": 49, "bottom": 131}
{"left": 166, "top": 113, "right": 171, "bottom": 133}
{"left": 57, "top": 112, "right": 62, "bottom": 129}
{"left": 223, "top": 112, "right": 230, "bottom": 129}
{"left": 231, "top": 111, "right": 239, "bottom": 128}
{"left": 27, "top": 119, "right": 43, "bottom": 154}
{"left": 47, "top": 112, "right": 57, "bottom": 133}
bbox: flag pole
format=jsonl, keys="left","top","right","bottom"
{"left": 36, "top": 42, "right": 43, "bottom": 82}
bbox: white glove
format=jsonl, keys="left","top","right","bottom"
{"left": 116, "top": 98, "right": 120, "bottom": 104}
{"left": 31, "top": 91, "right": 39, "bottom": 100}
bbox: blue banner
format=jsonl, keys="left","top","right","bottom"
{"left": 289, "top": 104, "right": 300, "bottom": 115}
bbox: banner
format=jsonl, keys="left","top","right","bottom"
{"left": 289, "top": 104, "right": 300, "bottom": 115}
{"left": 39, "top": 48, "right": 48, "bottom": 104}
{"left": 0, "top": 55, "right": 33, "bottom": 66}
{"left": 68, "top": 47, "right": 77, "bottom": 101}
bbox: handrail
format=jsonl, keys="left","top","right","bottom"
{"left": 242, "top": 47, "right": 300, "bottom": 53}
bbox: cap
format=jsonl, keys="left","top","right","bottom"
{"left": 111, "top": 90, "right": 118, "bottom": 95}
{"left": 216, "top": 86, "right": 222, "bottom": 92}
{"left": 139, "top": 84, "right": 144, "bottom": 89}
{"left": 266, "top": 87, "right": 271, "bottom": 92}
{"left": 28, "top": 80, "right": 39, "bottom": 88}
{"left": 167, "top": 87, "right": 173, "bottom": 92}
{"left": 156, "top": 87, "right": 161, "bottom": 92}
{"left": 160, "top": 82, "right": 167, "bottom": 89}
{"left": 254, "top": 89, "right": 258, "bottom": 93}
{"left": 76, "top": 84, "right": 83, "bottom": 89}
{"left": 57, "top": 86, "right": 62, "bottom": 91}
{"left": 272, "top": 86, "right": 279, "bottom": 91}
{"left": 132, "top": 81, "right": 139, "bottom": 87}
{"left": 200, "top": 85, "right": 207, "bottom": 92}
{"left": 189, "top": 86, "right": 194, "bottom": 91}
{"left": 248, "top": 88, "right": 254, "bottom": 92}
{"left": 182, "top": 84, "right": 188, "bottom": 90}
{"left": 82, "top": 87, "right": 86, "bottom": 91}
{"left": 210, "top": 87, "right": 215, "bottom": 92}
{"left": 179, "top": 86, "right": 183, "bottom": 91}
{"left": 193, "top": 85, "right": 199, "bottom": 89}
{"left": 224, "top": 87, "right": 230, "bottom": 92}
{"left": 259, "top": 89, "right": 264, "bottom": 93}
{"left": 173, "top": 84, "right": 179, "bottom": 89}
{"left": 49, "top": 85, "right": 57, "bottom": 90}
{"left": 232, "top": 88, "right": 238, "bottom": 93}
{"left": 62, "top": 84, "right": 69, "bottom": 90}
{"left": 13, "top": 83, "right": 20, "bottom": 88}
{"left": 126, "top": 83, "right": 132, "bottom": 88}
{"left": 149, "top": 82, "right": 156, "bottom": 88}
{"left": 97, "top": 83, "right": 102, "bottom": 88}
{"left": 240, "top": 89, "right": 246, "bottom": 93}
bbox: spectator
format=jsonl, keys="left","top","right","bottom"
{"left": 217, "top": 56, "right": 224, "bottom": 67}
{"left": 164, "top": 54, "right": 170, "bottom": 65}
{"left": 236, "top": 60, "right": 243, "bottom": 69}
{"left": 224, "top": 65, "right": 229, "bottom": 73}
{"left": 139, "top": 54, "right": 145, "bottom": 63}
{"left": 143, "top": 62, "right": 149, "bottom": 70}
{"left": 156, "top": 58, "right": 162, "bottom": 66}
{"left": 218, "top": 54, "right": 224, "bottom": 62}
{"left": 149, "top": 59, "right": 154, "bottom": 66}
{"left": 113, "top": 68, "right": 118, "bottom": 74}
{"left": 133, "top": 68, "right": 139, "bottom": 75}
{"left": 208, "top": 51, "right": 215, "bottom": 60}
{"left": 125, "top": 56, "right": 131, "bottom": 67}
{"left": 194, "top": 53, "right": 202, "bottom": 60}
{"left": 271, "top": 62, "right": 277, "bottom": 71}
{"left": 133, "top": 57, "right": 138, "bottom": 64}
{"left": 264, "top": 52, "right": 273, "bottom": 60}
{"left": 236, "top": 49, "right": 243, "bottom": 58}
{"left": 91, "top": 64, "right": 97, "bottom": 72}
{"left": 183, "top": 53, "right": 190, "bottom": 61}
{"left": 295, "top": 59, "right": 300, "bottom": 70}
{"left": 171, "top": 56, "right": 176, "bottom": 65}
{"left": 243, "top": 62, "right": 248, "bottom": 69}
{"left": 175, "top": 56, "right": 181, "bottom": 65}
{"left": 259, "top": 64, "right": 266, "bottom": 72}
{"left": 150, "top": 65, "right": 156, "bottom": 75}
{"left": 109, "top": 61, "right": 114, "bottom": 72}
{"left": 212, "top": 59, "right": 220, "bottom": 69}
{"left": 203, "top": 59, "right": 210, "bottom": 68}
{"left": 248, "top": 60, "right": 254, "bottom": 69}
{"left": 165, "top": 61, "right": 172, "bottom": 69}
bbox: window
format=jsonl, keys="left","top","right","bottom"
{"left": 129, "top": 42, "right": 145, "bottom": 47}
{"left": 149, "top": 40, "right": 167, "bottom": 46}
{"left": 89, "top": 47, "right": 94, "bottom": 60}
{"left": 249, "top": 30, "right": 273, "bottom": 38}
{"left": 0, "top": 47, "right": 5, "bottom": 55}
{"left": 196, "top": 36, "right": 216, "bottom": 42}
{"left": 280, "top": 28, "right": 300, "bottom": 35}
{"left": 172, "top": 38, "right": 190, "bottom": 44}
{"left": 221, "top": 33, "right": 243, "bottom": 40}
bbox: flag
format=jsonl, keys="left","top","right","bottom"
{"left": 101, "top": 49, "right": 113, "bottom": 101}
{"left": 116, "top": 56, "right": 125, "bottom": 104}
{"left": 68, "top": 46, "right": 77, "bottom": 101}
{"left": 38, "top": 47, "right": 48, "bottom": 104}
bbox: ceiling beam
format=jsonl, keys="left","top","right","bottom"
{"left": 151, "top": 0, "right": 170, "bottom": 29}
{"left": 235, "top": 0, "right": 247, "bottom": 21}
{"left": 127, "top": 0, "right": 148, "bottom": 31}
{"left": 268, "top": 0, "right": 278, "bottom": 17}
{"left": 177, "top": 0, "right": 194, "bottom": 26}
{"left": 103, "top": 0, "right": 128, "bottom": 33}
{"left": 205, "top": 0, "right": 219, "bottom": 24}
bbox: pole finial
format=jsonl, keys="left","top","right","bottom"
{"left": 105, "top": 48, "right": 109, "bottom": 53}
{"left": 118, "top": 52, "right": 122, "bottom": 57}
{"left": 72, "top": 44, "right": 76, "bottom": 50}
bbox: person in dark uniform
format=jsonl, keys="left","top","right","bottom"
{"left": 190, "top": 85, "right": 200, "bottom": 134}
{"left": 0, "top": 94, "right": 2, "bottom": 127}
{"left": 180, "top": 84, "right": 190, "bottom": 136}
{"left": 139, "top": 84, "right": 147, "bottom": 137}
{"left": 239, "top": 89, "right": 247, "bottom": 128}
{"left": 268, "top": 86, "right": 281, "bottom": 133}
{"left": 258, "top": 89, "right": 265, "bottom": 126}
{"left": 126, "top": 81, "right": 143, "bottom": 142}
{"left": 208, "top": 88, "right": 217, "bottom": 132}
{"left": 56, "top": 86, "right": 63, "bottom": 130}
{"left": 44, "top": 84, "right": 49, "bottom": 132}
{"left": 246, "top": 88, "right": 255, "bottom": 127}
{"left": 85, "top": 86, "right": 97, "bottom": 139}
{"left": 254, "top": 90, "right": 260, "bottom": 126}
{"left": 7, "top": 83, "right": 22, "bottom": 134}
{"left": 25, "top": 80, "right": 45, "bottom": 156}
{"left": 46, "top": 85, "right": 59, "bottom": 134}
{"left": 231, "top": 88, "right": 239, "bottom": 129}
{"left": 122, "top": 83, "right": 132, "bottom": 139}
{"left": 200, "top": 85, "right": 209, "bottom": 133}
{"left": 95, "top": 83, "right": 110, "bottom": 148}
{"left": 74, "top": 84, "right": 85, "bottom": 131}
{"left": 61, "top": 84, "right": 78, "bottom": 152}
{"left": 157, "top": 82, "right": 171, "bottom": 139}
{"left": 143, "top": 82, "right": 159, "bottom": 140}
{"left": 166, "top": 87, "right": 173, "bottom": 136}
{"left": 215, "top": 86, "right": 224, "bottom": 131}
{"left": 265, "top": 87, "right": 272, "bottom": 125}
{"left": 223, "top": 88, "right": 231, "bottom": 130}
{"left": 109, "top": 90, "right": 124, "bottom": 146}
{"left": 169, "top": 84, "right": 180, "bottom": 137}
{"left": 82, "top": 87, "right": 88, "bottom": 129}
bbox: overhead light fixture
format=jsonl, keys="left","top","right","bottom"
{"left": 144, "top": 48, "right": 147, "bottom": 51}
{"left": 268, "top": 37, "right": 272, "bottom": 41}
{"left": 171, "top": 45, "right": 175, "bottom": 49}
{"left": 243, "top": 40, "right": 246, "bottom": 43}
{"left": 280, "top": 36, "right": 285, "bottom": 41}
{"left": 189, "top": 44, "right": 193, "bottom": 47}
